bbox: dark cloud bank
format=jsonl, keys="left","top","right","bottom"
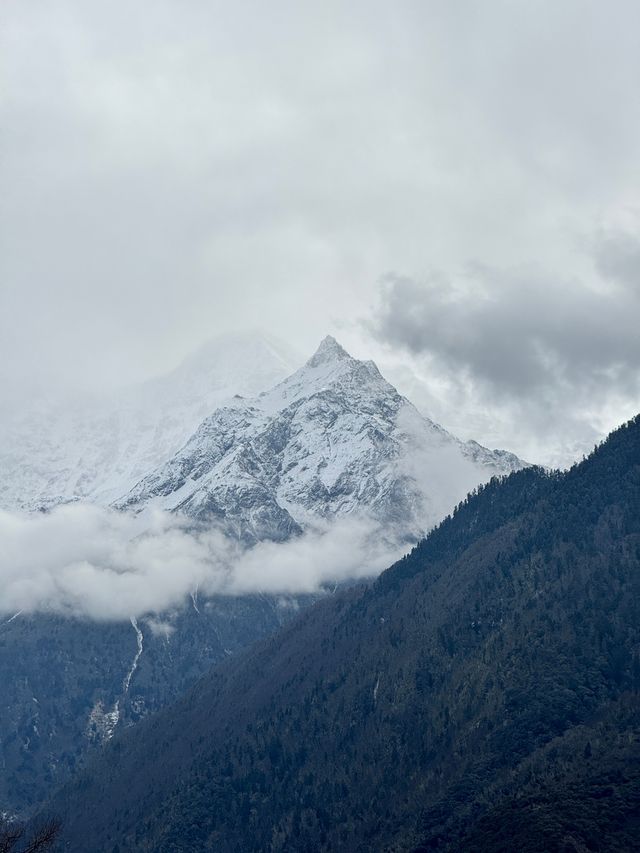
{"left": 371, "top": 227, "right": 640, "bottom": 466}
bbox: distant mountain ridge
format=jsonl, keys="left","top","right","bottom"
{"left": 117, "top": 335, "right": 525, "bottom": 543}
{"left": 0, "top": 331, "right": 299, "bottom": 511}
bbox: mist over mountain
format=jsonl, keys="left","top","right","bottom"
{"left": 0, "top": 334, "right": 526, "bottom": 820}
{"left": 0, "top": 332, "right": 299, "bottom": 513}
{"left": 46, "top": 415, "right": 640, "bottom": 852}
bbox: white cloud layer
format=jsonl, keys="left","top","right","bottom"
{"left": 0, "top": 505, "right": 401, "bottom": 621}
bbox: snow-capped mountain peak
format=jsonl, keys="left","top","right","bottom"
{"left": 2, "top": 329, "right": 526, "bottom": 545}
{"left": 255, "top": 334, "right": 391, "bottom": 415}
{"left": 306, "top": 334, "right": 351, "bottom": 366}
{"left": 118, "top": 337, "right": 526, "bottom": 544}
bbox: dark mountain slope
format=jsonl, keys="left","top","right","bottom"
{"left": 0, "top": 594, "right": 316, "bottom": 816}
{"left": 49, "top": 416, "right": 640, "bottom": 852}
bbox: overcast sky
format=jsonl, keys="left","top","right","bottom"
{"left": 2, "top": 0, "right": 640, "bottom": 466}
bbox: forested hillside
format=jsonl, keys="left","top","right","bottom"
{"left": 48, "top": 415, "right": 640, "bottom": 852}
{"left": 0, "top": 594, "right": 316, "bottom": 816}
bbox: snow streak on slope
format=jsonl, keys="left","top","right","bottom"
{"left": 86, "top": 617, "right": 144, "bottom": 743}
{"left": 118, "top": 336, "right": 526, "bottom": 544}
{"left": 0, "top": 332, "right": 299, "bottom": 512}
{"left": 123, "top": 617, "right": 144, "bottom": 694}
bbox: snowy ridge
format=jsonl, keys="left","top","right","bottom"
{"left": 0, "top": 332, "right": 299, "bottom": 512}
{"left": 118, "top": 336, "right": 526, "bottom": 543}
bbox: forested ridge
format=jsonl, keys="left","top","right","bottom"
{"left": 48, "top": 415, "right": 640, "bottom": 852}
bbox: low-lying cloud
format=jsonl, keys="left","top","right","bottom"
{"left": 0, "top": 504, "right": 402, "bottom": 621}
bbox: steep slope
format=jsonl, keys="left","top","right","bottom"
{"left": 48, "top": 415, "right": 640, "bottom": 852}
{"left": 0, "top": 331, "right": 298, "bottom": 511}
{"left": 118, "top": 336, "right": 524, "bottom": 543}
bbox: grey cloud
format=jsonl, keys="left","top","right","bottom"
{"left": 594, "top": 227, "right": 640, "bottom": 291}
{"left": 372, "top": 268, "right": 640, "bottom": 396}
{"left": 370, "top": 264, "right": 640, "bottom": 467}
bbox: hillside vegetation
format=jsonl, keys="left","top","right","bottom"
{"left": 49, "top": 416, "right": 640, "bottom": 852}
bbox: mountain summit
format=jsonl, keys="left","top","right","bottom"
{"left": 306, "top": 334, "right": 352, "bottom": 366}
{"left": 118, "top": 337, "right": 525, "bottom": 543}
